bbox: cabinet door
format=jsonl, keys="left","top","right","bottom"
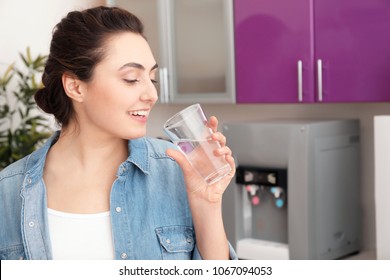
{"left": 163, "top": 0, "right": 235, "bottom": 103}
{"left": 314, "top": 0, "right": 390, "bottom": 102}
{"left": 234, "top": 0, "right": 315, "bottom": 103}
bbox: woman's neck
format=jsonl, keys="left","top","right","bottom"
{"left": 43, "top": 123, "right": 129, "bottom": 213}
{"left": 51, "top": 123, "right": 129, "bottom": 171}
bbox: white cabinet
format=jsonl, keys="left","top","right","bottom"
{"left": 374, "top": 116, "right": 390, "bottom": 260}
{"left": 109, "top": 0, "right": 235, "bottom": 104}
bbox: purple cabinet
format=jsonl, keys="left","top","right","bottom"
{"left": 234, "top": 0, "right": 390, "bottom": 103}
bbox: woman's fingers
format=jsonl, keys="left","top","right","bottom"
{"left": 208, "top": 116, "right": 219, "bottom": 133}
{"left": 214, "top": 145, "right": 232, "bottom": 157}
{"left": 211, "top": 131, "right": 227, "bottom": 147}
{"left": 166, "top": 148, "right": 192, "bottom": 174}
{"left": 225, "top": 154, "right": 236, "bottom": 177}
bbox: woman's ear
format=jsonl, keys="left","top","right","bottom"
{"left": 62, "top": 72, "right": 85, "bottom": 103}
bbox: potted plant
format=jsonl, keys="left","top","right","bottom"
{"left": 0, "top": 47, "right": 52, "bottom": 170}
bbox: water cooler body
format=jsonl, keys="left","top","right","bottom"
{"left": 222, "top": 120, "right": 360, "bottom": 259}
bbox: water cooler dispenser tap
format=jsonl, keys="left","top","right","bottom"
{"left": 238, "top": 166, "right": 287, "bottom": 208}
{"left": 245, "top": 185, "right": 260, "bottom": 206}
{"left": 270, "top": 187, "right": 285, "bottom": 208}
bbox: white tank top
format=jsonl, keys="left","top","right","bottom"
{"left": 47, "top": 208, "right": 115, "bottom": 260}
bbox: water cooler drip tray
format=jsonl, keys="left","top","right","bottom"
{"left": 237, "top": 238, "right": 289, "bottom": 260}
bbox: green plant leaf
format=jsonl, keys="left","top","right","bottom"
{"left": 0, "top": 63, "right": 15, "bottom": 87}
{"left": 19, "top": 53, "right": 29, "bottom": 68}
{"left": 26, "top": 47, "right": 32, "bottom": 64}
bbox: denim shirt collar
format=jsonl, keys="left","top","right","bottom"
{"left": 25, "top": 132, "right": 59, "bottom": 182}
{"left": 127, "top": 137, "right": 150, "bottom": 175}
{"left": 27, "top": 131, "right": 151, "bottom": 178}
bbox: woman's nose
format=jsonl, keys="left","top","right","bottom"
{"left": 140, "top": 80, "right": 159, "bottom": 103}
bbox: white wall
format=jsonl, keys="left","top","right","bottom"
{"left": 0, "top": 0, "right": 105, "bottom": 68}
{"left": 1, "top": 0, "right": 388, "bottom": 258}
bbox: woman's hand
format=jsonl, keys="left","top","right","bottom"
{"left": 166, "top": 116, "right": 236, "bottom": 203}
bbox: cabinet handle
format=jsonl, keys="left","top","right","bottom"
{"left": 159, "top": 67, "right": 169, "bottom": 103}
{"left": 317, "top": 59, "right": 323, "bottom": 102}
{"left": 297, "top": 60, "right": 303, "bottom": 102}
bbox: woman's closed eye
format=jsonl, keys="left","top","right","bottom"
{"left": 123, "top": 78, "right": 140, "bottom": 84}
{"left": 123, "top": 78, "right": 158, "bottom": 85}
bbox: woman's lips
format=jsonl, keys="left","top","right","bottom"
{"left": 128, "top": 109, "right": 149, "bottom": 123}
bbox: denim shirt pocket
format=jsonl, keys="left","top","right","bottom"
{"left": 155, "top": 225, "right": 195, "bottom": 260}
{"left": 0, "top": 244, "right": 26, "bottom": 260}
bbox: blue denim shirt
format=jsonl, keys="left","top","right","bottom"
{"left": 0, "top": 132, "right": 237, "bottom": 260}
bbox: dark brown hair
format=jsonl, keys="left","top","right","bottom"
{"left": 34, "top": 6, "right": 144, "bottom": 127}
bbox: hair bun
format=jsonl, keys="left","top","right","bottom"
{"left": 34, "top": 87, "right": 53, "bottom": 114}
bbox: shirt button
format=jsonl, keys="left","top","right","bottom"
{"left": 166, "top": 239, "right": 171, "bottom": 244}
{"left": 121, "top": 253, "right": 128, "bottom": 259}
{"left": 187, "top": 238, "right": 192, "bottom": 243}
{"left": 115, "top": 207, "right": 122, "bottom": 213}
{"left": 28, "top": 221, "right": 35, "bottom": 227}
{"left": 27, "top": 178, "right": 32, "bottom": 184}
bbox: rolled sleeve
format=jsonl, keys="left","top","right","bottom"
{"left": 192, "top": 242, "right": 238, "bottom": 260}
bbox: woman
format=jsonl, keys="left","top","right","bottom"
{"left": 0, "top": 6, "right": 236, "bottom": 260}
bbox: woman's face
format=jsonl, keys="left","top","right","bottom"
{"left": 79, "top": 32, "right": 158, "bottom": 140}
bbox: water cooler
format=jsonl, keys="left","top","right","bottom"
{"left": 222, "top": 120, "right": 360, "bottom": 259}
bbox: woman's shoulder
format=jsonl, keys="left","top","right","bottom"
{"left": 0, "top": 135, "right": 55, "bottom": 183}
{"left": 1, "top": 132, "right": 58, "bottom": 183}
{"left": 0, "top": 156, "right": 30, "bottom": 182}
{"left": 0, "top": 156, "right": 31, "bottom": 199}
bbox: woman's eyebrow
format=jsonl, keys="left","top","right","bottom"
{"left": 119, "top": 62, "right": 158, "bottom": 71}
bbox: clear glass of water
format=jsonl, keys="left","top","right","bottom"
{"left": 163, "top": 104, "right": 231, "bottom": 185}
